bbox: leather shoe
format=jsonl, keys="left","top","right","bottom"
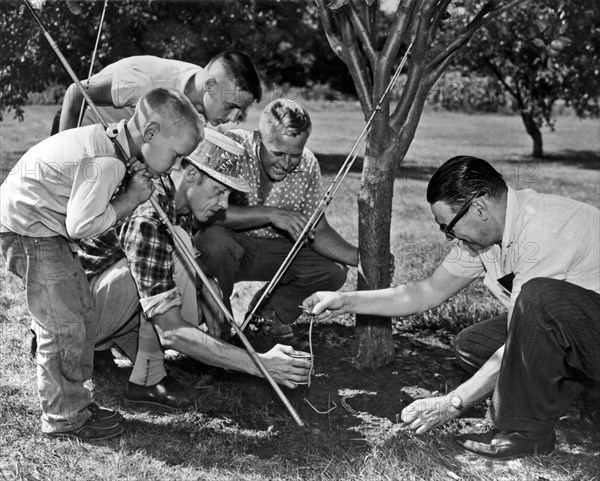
{"left": 46, "top": 410, "right": 124, "bottom": 441}
{"left": 454, "top": 428, "right": 556, "bottom": 459}
{"left": 124, "top": 375, "right": 216, "bottom": 411}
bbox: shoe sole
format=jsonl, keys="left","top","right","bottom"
{"left": 45, "top": 423, "right": 124, "bottom": 441}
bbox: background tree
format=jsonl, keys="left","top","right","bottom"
{"left": 0, "top": 0, "right": 353, "bottom": 121}
{"left": 450, "top": 0, "right": 600, "bottom": 157}
{"left": 317, "top": 0, "right": 524, "bottom": 368}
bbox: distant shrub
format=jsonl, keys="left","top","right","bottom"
{"left": 427, "top": 73, "right": 511, "bottom": 113}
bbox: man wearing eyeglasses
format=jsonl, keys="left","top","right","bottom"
{"left": 302, "top": 155, "right": 599, "bottom": 459}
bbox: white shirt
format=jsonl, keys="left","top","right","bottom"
{"left": 0, "top": 122, "right": 129, "bottom": 240}
{"left": 442, "top": 186, "right": 600, "bottom": 311}
{"left": 82, "top": 56, "right": 202, "bottom": 125}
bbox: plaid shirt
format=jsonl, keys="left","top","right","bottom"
{"left": 79, "top": 177, "right": 187, "bottom": 312}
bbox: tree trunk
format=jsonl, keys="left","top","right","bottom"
{"left": 354, "top": 135, "right": 397, "bottom": 369}
{"left": 520, "top": 112, "right": 543, "bottom": 158}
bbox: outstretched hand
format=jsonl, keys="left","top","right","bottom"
{"left": 400, "top": 395, "right": 459, "bottom": 434}
{"left": 259, "top": 344, "right": 311, "bottom": 388}
{"left": 301, "top": 291, "right": 348, "bottom": 321}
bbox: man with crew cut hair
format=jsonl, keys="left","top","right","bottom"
{"left": 57, "top": 50, "right": 262, "bottom": 131}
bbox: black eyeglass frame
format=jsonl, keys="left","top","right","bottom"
{"left": 440, "top": 191, "right": 485, "bottom": 238}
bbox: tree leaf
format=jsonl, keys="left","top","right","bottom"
{"left": 327, "top": 0, "right": 350, "bottom": 10}
{"left": 532, "top": 38, "right": 546, "bottom": 48}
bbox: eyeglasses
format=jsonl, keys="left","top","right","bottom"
{"left": 439, "top": 191, "right": 484, "bottom": 239}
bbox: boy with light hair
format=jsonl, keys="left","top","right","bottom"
{"left": 0, "top": 87, "right": 203, "bottom": 441}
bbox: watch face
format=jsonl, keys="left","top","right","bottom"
{"left": 450, "top": 395, "right": 463, "bottom": 410}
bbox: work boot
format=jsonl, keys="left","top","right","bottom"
{"left": 247, "top": 296, "right": 293, "bottom": 339}
{"left": 45, "top": 409, "right": 125, "bottom": 441}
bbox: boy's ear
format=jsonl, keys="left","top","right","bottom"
{"left": 204, "top": 77, "right": 218, "bottom": 94}
{"left": 143, "top": 121, "right": 161, "bottom": 142}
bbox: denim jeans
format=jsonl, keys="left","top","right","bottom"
{"left": 1, "top": 233, "right": 94, "bottom": 433}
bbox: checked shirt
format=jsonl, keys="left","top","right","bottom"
{"left": 79, "top": 177, "right": 191, "bottom": 316}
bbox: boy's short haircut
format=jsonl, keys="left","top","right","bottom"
{"left": 259, "top": 98, "right": 312, "bottom": 137}
{"left": 208, "top": 50, "right": 262, "bottom": 103}
{"left": 138, "top": 88, "right": 203, "bottom": 137}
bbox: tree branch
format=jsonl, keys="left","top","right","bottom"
{"left": 315, "top": 0, "right": 344, "bottom": 61}
{"left": 429, "top": 0, "right": 454, "bottom": 43}
{"left": 390, "top": 0, "right": 434, "bottom": 127}
{"left": 347, "top": 2, "right": 377, "bottom": 68}
{"left": 427, "top": 0, "right": 526, "bottom": 74}
{"left": 484, "top": 57, "right": 524, "bottom": 108}
{"left": 381, "top": 0, "right": 418, "bottom": 65}
{"left": 340, "top": 10, "right": 373, "bottom": 114}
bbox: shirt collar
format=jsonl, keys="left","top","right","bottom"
{"left": 501, "top": 186, "right": 518, "bottom": 249}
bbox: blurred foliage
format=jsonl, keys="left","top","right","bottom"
{"left": 442, "top": 0, "right": 600, "bottom": 156}
{"left": 0, "top": 0, "right": 352, "bottom": 121}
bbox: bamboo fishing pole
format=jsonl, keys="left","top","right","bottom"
{"left": 22, "top": 0, "right": 305, "bottom": 427}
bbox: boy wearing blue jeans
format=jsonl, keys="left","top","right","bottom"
{"left": 0, "top": 88, "right": 203, "bottom": 441}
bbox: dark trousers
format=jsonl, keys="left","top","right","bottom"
{"left": 454, "top": 278, "right": 600, "bottom": 432}
{"left": 194, "top": 225, "right": 348, "bottom": 324}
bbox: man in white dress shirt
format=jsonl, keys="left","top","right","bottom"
{"left": 303, "top": 155, "right": 599, "bottom": 459}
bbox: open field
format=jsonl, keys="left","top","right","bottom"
{"left": 1, "top": 104, "right": 599, "bottom": 480}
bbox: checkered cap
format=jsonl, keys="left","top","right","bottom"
{"left": 186, "top": 129, "right": 251, "bottom": 192}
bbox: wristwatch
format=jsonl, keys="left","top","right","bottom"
{"left": 448, "top": 392, "right": 464, "bottom": 411}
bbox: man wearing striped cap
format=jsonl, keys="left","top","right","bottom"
{"left": 78, "top": 131, "right": 311, "bottom": 412}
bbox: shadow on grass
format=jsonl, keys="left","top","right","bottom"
{"left": 507, "top": 149, "right": 600, "bottom": 170}
{"left": 316, "top": 153, "right": 438, "bottom": 182}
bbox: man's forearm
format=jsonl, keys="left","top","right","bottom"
{"left": 310, "top": 219, "right": 358, "bottom": 266}
{"left": 59, "top": 84, "right": 85, "bottom": 131}
{"left": 339, "top": 283, "right": 442, "bottom": 317}
{"left": 153, "top": 315, "right": 261, "bottom": 377}
{"left": 453, "top": 345, "right": 505, "bottom": 408}
{"left": 214, "top": 205, "right": 277, "bottom": 230}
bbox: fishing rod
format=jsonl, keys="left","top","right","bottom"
{"left": 22, "top": 0, "right": 305, "bottom": 427}
{"left": 77, "top": 0, "right": 109, "bottom": 127}
{"left": 239, "top": 42, "right": 413, "bottom": 334}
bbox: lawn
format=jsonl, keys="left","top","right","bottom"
{"left": 1, "top": 104, "right": 599, "bottom": 480}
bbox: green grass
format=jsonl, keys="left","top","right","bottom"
{"left": 1, "top": 104, "right": 599, "bottom": 480}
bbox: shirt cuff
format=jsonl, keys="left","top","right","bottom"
{"left": 140, "top": 288, "right": 182, "bottom": 318}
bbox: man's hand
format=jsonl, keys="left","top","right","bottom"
{"left": 198, "top": 278, "right": 226, "bottom": 339}
{"left": 301, "top": 291, "right": 348, "bottom": 321}
{"left": 124, "top": 158, "right": 155, "bottom": 206}
{"left": 268, "top": 208, "right": 314, "bottom": 241}
{"left": 258, "top": 344, "right": 311, "bottom": 388}
{"left": 400, "top": 395, "right": 459, "bottom": 434}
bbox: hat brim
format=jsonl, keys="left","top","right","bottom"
{"left": 186, "top": 159, "right": 252, "bottom": 193}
